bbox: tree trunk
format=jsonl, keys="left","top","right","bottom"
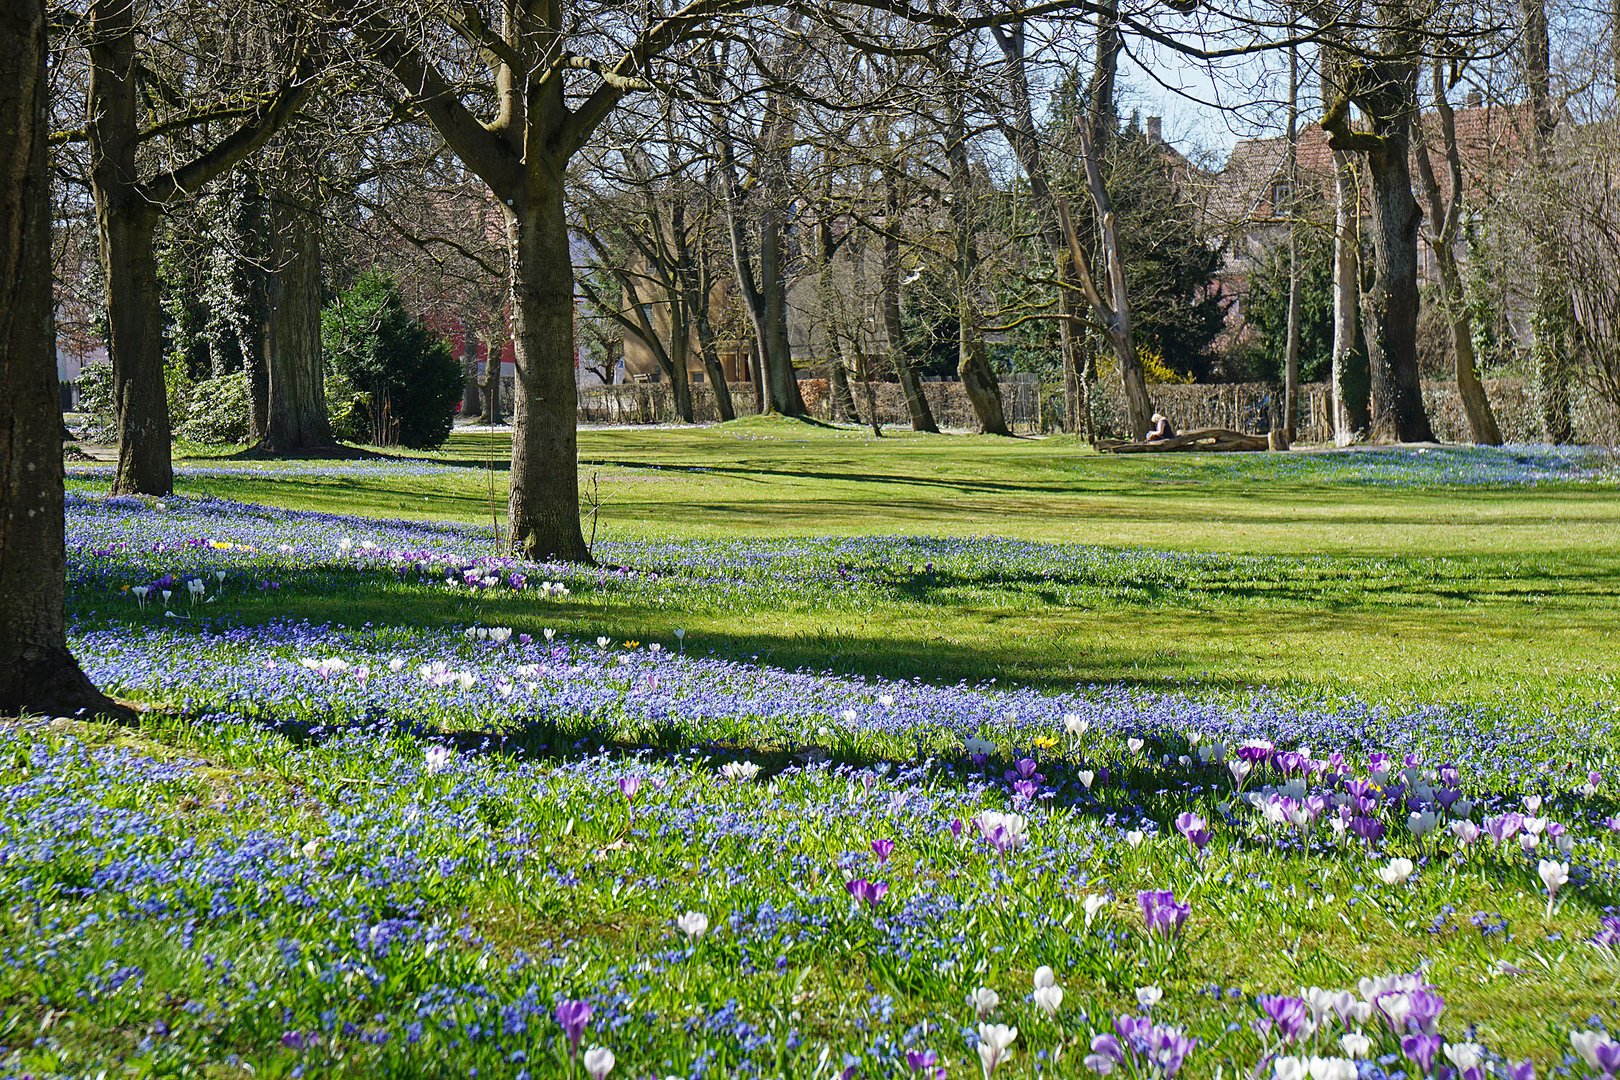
{"left": 1330, "top": 150, "right": 1370, "bottom": 443}
{"left": 1412, "top": 68, "right": 1502, "bottom": 446}
{"left": 1, "top": 0, "right": 125, "bottom": 718}
{"left": 829, "top": 360, "right": 860, "bottom": 423}
{"left": 943, "top": 90, "right": 1009, "bottom": 435}
{"left": 1361, "top": 137, "right": 1433, "bottom": 442}
{"left": 260, "top": 197, "right": 334, "bottom": 453}
{"left": 462, "top": 332, "right": 482, "bottom": 416}
{"left": 669, "top": 333, "right": 694, "bottom": 423}
{"left": 98, "top": 207, "right": 175, "bottom": 493}
{"left": 757, "top": 206, "right": 805, "bottom": 416}
{"left": 480, "top": 342, "right": 503, "bottom": 425}
{"left": 694, "top": 314, "right": 735, "bottom": 421}
{"left": 506, "top": 184, "right": 591, "bottom": 563}
{"left": 882, "top": 168, "right": 937, "bottom": 432}
{"left": 1448, "top": 286, "right": 1502, "bottom": 445}
{"left": 242, "top": 183, "right": 270, "bottom": 442}
{"left": 749, "top": 339, "right": 765, "bottom": 413}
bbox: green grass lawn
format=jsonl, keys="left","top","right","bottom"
{"left": 79, "top": 420, "right": 1620, "bottom": 712}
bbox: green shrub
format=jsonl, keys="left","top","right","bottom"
{"left": 75, "top": 361, "right": 118, "bottom": 442}
{"left": 176, "top": 371, "right": 252, "bottom": 446}
{"left": 322, "top": 271, "right": 461, "bottom": 449}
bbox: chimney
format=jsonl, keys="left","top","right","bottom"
{"left": 1465, "top": 89, "right": 1483, "bottom": 108}
{"left": 1146, "top": 116, "right": 1163, "bottom": 144}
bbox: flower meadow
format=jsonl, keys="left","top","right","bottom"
{"left": 6, "top": 481, "right": 1620, "bottom": 1078}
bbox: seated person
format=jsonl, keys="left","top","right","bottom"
{"left": 1144, "top": 412, "right": 1175, "bottom": 442}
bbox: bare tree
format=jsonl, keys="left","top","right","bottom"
{"left": 1410, "top": 57, "right": 1502, "bottom": 444}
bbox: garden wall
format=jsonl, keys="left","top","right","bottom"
{"left": 578, "top": 376, "right": 1620, "bottom": 444}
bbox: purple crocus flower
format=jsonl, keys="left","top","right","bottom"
{"left": 1257, "top": 994, "right": 1309, "bottom": 1042}
{"left": 905, "top": 1049, "right": 943, "bottom": 1078}
{"left": 1090, "top": 1033, "right": 1124, "bottom": 1062}
{"left": 617, "top": 775, "right": 641, "bottom": 803}
{"left": 1487, "top": 812, "right": 1524, "bottom": 844}
{"left": 1137, "top": 889, "right": 1191, "bottom": 939}
{"left": 871, "top": 838, "right": 894, "bottom": 864}
{"left": 846, "top": 878, "right": 888, "bottom": 908}
{"left": 1350, "top": 815, "right": 1385, "bottom": 846}
{"left": 1174, "top": 811, "right": 1212, "bottom": 854}
{"left": 1148, "top": 1026, "right": 1197, "bottom": 1078}
{"left": 1504, "top": 1060, "right": 1536, "bottom": 1080}
{"left": 1597, "top": 1042, "right": 1620, "bottom": 1077}
{"left": 555, "top": 999, "right": 592, "bottom": 1053}
{"left": 1401, "top": 1032, "right": 1443, "bottom": 1074}
{"left": 1406, "top": 987, "right": 1444, "bottom": 1033}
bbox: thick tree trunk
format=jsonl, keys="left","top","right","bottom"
{"left": 99, "top": 208, "right": 175, "bottom": 493}
{"left": 480, "top": 344, "right": 503, "bottom": 425}
{"left": 668, "top": 334, "right": 694, "bottom": 423}
{"left": 506, "top": 184, "right": 591, "bottom": 563}
{"left": 1283, "top": 46, "right": 1301, "bottom": 440}
{"left": 757, "top": 208, "right": 805, "bottom": 416}
{"left": 1361, "top": 140, "right": 1433, "bottom": 442}
{"left": 260, "top": 198, "right": 333, "bottom": 453}
{"left": 1330, "top": 151, "right": 1370, "bottom": 443}
{"left": 1, "top": 0, "right": 125, "bottom": 718}
{"left": 943, "top": 93, "right": 1009, "bottom": 436}
{"left": 882, "top": 170, "right": 937, "bottom": 432}
{"left": 958, "top": 323, "right": 1008, "bottom": 435}
{"left": 87, "top": 0, "right": 173, "bottom": 493}
{"left": 694, "top": 315, "right": 735, "bottom": 421}
{"left": 829, "top": 360, "right": 860, "bottom": 423}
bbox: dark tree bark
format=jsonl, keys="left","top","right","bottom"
{"left": 829, "top": 359, "right": 861, "bottom": 423}
{"left": 259, "top": 196, "right": 334, "bottom": 453}
{"left": 718, "top": 105, "right": 806, "bottom": 417}
{"left": 84, "top": 0, "right": 313, "bottom": 494}
{"left": 693, "top": 313, "right": 736, "bottom": 421}
{"left": 941, "top": 79, "right": 1009, "bottom": 435}
{"left": 1, "top": 0, "right": 127, "bottom": 719}
{"left": 479, "top": 337, "right": 503, "bottom": 426}
{"left": 1321, "top": 47, "right": 1434, "bottom": 443}
{"left": 881, "top": 160, "right": 937, "bottom": 432}
{"left": 505, "top": 182, "right": 592, "bottom": 560}
{"left": 1412, "top": 63, "right": 1502, "bottom": 445}
{"left": 1320, "top": 50, "right": 1370, "bottom": 444}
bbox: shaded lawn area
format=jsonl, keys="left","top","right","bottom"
{"left": 63, "top": 422, "right": 1620, "bottom": 710}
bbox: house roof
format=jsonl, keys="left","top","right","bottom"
{"left": 1203, "top": 101, "right": 1533, "bottom": 233}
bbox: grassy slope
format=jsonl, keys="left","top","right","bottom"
{"left": 110, "top": 421, "right": 1620, "bottom": 712}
